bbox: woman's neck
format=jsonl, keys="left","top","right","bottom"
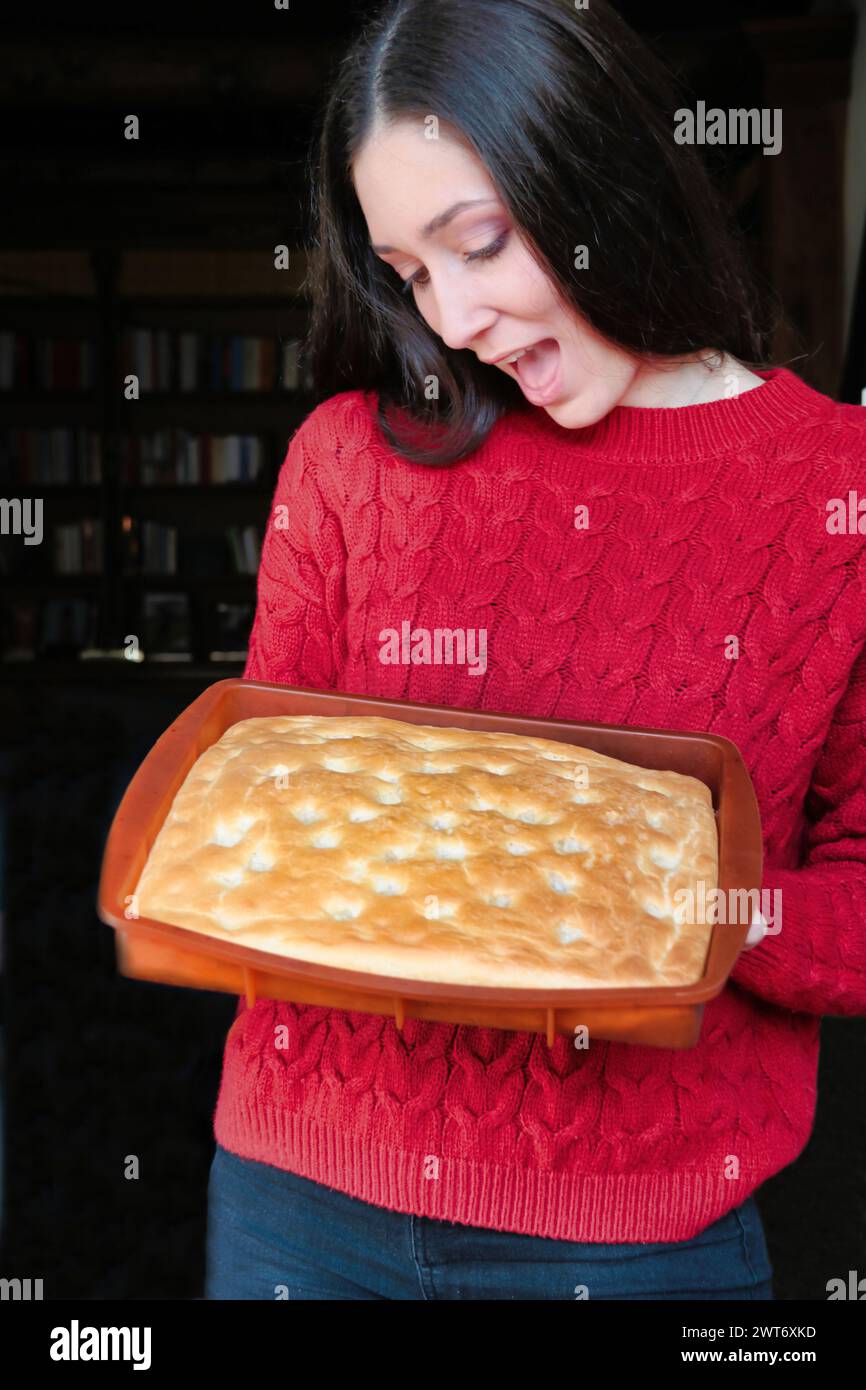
{"left": 621, "top": 352, "right": 766, "bottom": 409}
{"left": 513, "top": 364, "right": 830, "bottom": 465}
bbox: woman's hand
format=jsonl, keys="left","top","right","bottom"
{"left": 744, "top": 908, "right": 768, "bottom": 951}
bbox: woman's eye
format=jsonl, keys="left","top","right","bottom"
{"left": 400, "top": 230, "right": 509, "bottom": 296}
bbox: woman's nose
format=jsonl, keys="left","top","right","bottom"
{"left": 428, "top": 281, "right": 496, "bottom": 356}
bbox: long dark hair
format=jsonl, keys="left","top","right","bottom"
{"left": 302, "top": 0, "right": 781, "bottom": 466}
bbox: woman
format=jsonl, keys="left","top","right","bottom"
{"left": 204, "top": 0, "right": 866, "bottom": 1299}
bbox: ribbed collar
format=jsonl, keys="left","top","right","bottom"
{"left": 510, "top": 366, "right": 835, "bottom": 464}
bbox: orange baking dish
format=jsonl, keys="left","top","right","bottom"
{"left": 97, "top": 679, "right": 763, "bottom": 1049}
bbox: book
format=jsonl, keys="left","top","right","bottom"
{"left": 38, "top": 597, "right": 99, "bottom": 657}
{"left": 208, "top": 599, "right": 253, "bottom": 661}
{"left": 141, "top": 591, "right": 191, "bottom": 658}
{"left": 1, "top": 597, "right": 38, "bottom": 660}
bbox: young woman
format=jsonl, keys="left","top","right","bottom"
{"left": 204, "top": 0, "right": 866, "bottom": 1300}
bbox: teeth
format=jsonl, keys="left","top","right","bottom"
{"left": 502, "top": 348, "right": 530, "bottom": 365}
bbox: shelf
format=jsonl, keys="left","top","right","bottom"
{"left": 118, "top": 391, "right": 308, "bottom": 404}
{"left": 2, "top": 483, "right": 104, "bottom": 493}
{"left": 0, "top": 297, "right": 100, "bottom": 314}
{"left": 120, "top": 573, "right": 256, "bottom": 586}
{"left": 2, "top": 573, "right": 104, "bottom": 587}
{"left": 117, "top": 295, "right": 311, "bottom": 311}
{"left": 118, "top": 482, "right": 271, "bottom": 494}
{"left": 1, "top": 658, "right": 247, "bottom": 681}
{"left": 0, "top": 391, "right": 97, "bottom": 406}
{"left": 3, "top": 571, "right": 256, "bottom": 587}
{"left": 0, "top": 402, "right": 102, "bottom": 425}
{"left": 113, "top": 391, "right": 310, "bottom": 432}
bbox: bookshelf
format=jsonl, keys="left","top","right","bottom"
{"left": 0, "top": 10, "right": 857, "bottom": 678}
{"left": 0, "top": 249, "right": 313, "bottom": 674}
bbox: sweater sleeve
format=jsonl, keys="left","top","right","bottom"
{"left": 729, "top": 638, "right": 866, "bottom": 1017}
{"left": 243, "top": 415, "right": 346, "bottom": 688}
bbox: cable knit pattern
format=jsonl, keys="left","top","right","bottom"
{"left": 215, "top": 367, "right": 866, "bottom": 1242}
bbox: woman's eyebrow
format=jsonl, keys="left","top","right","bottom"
{"left": 371, "top": 198, "right": 499, "bottom": 253}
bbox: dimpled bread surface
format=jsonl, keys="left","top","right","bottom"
{"left": 133, "top": 714, "right": 718, "bottom": 989}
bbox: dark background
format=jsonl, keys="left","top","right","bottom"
{"left": 1, "top": 0, "right": 865, "bottom": 1299}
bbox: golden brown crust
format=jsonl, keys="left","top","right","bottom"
{"left": 133, "top": 715, "right": 718, "bottom": 988}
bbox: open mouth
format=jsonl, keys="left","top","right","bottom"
{"left": 507, "top": 338, "right": 562, "bottom": 402}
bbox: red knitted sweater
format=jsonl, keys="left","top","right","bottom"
{"left": 213, "top": 366, "right": 866, "bottom": 1242}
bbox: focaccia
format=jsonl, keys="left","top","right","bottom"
{"left": 132, "top": 714, "right": 718, "bottom": 989}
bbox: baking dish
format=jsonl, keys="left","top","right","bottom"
{"left": 97, "top": 678, "right": 763, "bottom": 1048}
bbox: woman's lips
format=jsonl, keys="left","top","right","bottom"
{"left": 513, "top": 338, "right": 562, "bottom": 404}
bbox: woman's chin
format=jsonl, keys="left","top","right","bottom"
{"left": 538, "top": 390, "right": 599, "bottom": 429}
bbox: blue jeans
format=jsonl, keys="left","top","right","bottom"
{"left": 204, "top": 1145, "right": 774, "bottom": 1300}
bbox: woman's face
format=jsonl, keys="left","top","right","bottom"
{"left": 352, "top": 118, "right": 643, "bottom": 428}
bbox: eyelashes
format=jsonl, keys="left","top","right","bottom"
{"left": 400, "top": 229, "right": 510, "bottom": 297}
